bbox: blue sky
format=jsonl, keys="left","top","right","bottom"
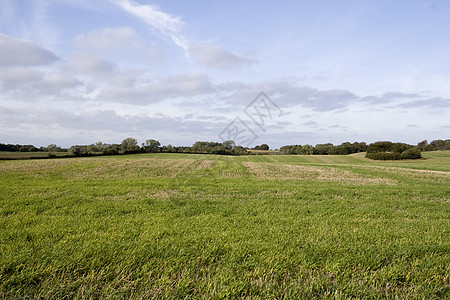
{"left": 0, "top": 0, "right": 449, "bottom": 148}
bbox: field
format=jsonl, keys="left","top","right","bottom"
{"left": 0, "top": 151, "right": 449, "bottom": 298}
{"left": 0, "top": 151, "right": 70, "bottom": 160}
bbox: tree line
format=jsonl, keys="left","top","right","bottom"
{"left": 67, "top": 139, "right": 248, "bottom": 156}
{"left": 280, "top": 142, "right": 368, "bottom": 155}
{"left": 1, "top": 138, "right": 449, "bottom": 158}
{"left": 278, "top": 139, "right": 448, "bottom": 160}
{"left": 0, "top": 144, "right": 64, "bottom": 152}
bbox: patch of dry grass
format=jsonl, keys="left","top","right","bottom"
{"left": 243, "top": 162, "right": 396, "bottom": 185}
{"left": 0, "top": 158, "right": 216, "bottom": 180}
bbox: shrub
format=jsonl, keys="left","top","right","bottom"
{"left": 400, "top": 148, "right": 422, "bottom": 159}
{"left": 366, "top": 142, "right": 421, "bottom": 160}
{"left": 366, "top": 152, "right": 400, "bottom": 160}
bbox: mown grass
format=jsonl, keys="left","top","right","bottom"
{"left": 0, "top": 151, "right": 449, "bottom": 298}
{"left": 0, "top": 151, "right": 70, "bottom": 160}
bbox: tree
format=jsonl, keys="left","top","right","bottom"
{"left": 259, "top": 144, "right": 269, "bottom": 150}
{"left": 86, "top": 144, "right": 96, "bottom": 154}
{"left": 47, "top": 144, "right": 62, "bottom": 152}
{"left": 121, "top": 137, "right": 139, "bottom": 153}
{"left": 104, "top": 144, "right": 120, "bottom": 155}
{"left": 302, "top": 145, "right": 314, "bottom": 155}
{"left": 314, "top": 143, "right": 333, "bottom": 155}
{"left": 233, "top": 145, "right": 247, "bottom": 155}
{"left": 366, "top": 141, "right": 393, "bottom": 153}
{"left": 69, "top": 145, "right": 87, "bottom": 156}
{"left": 431, "top": 139, "right": 446, "bottom": 150}
{"left": 417, "top": 140, "right": 428, "bottom": 151}
{"left": 222, "top": 140, "right": 235, "bottom": 150}
{"left": 94, "top": 141, "right": 106, "bottom": 153}
{"left": 144, "top": 139, "right": 161, "bottom": 153}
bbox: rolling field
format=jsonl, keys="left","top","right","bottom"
{"left": 0, "top": 151, "right": 449, "bottom": 298}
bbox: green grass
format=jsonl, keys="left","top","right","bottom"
{"left": 0, "top": 151, "right": 70, "bottom": 159}
{"left": 0, "top": 151, "right": 449, "bottom": 298}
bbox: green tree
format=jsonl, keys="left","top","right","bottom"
{"left": 104, "top": 144, "right": 120, "bottom": 155}
{"left": 302, "top": 145, "right": 314, "bottom": 155}
{"left": 121, "top": 137, "right": 139, "bottom": 153}
{"left": 222, "top": 140, "right": 235, "bottom": 150}
{"left": 259, "top": 144, "right": 269, "bottom": 150}
{"left": 47, "top": 144, "right": 62, "bottom": 152}
{"left": 314, "top": 143, "right": 333, "bottom": 155}
{"left": 95, "top": 141, "right": 106, "bottom": 152}
{"left": 431, "top": 139, "right": 446, "bottom": 150}
{"left": 417, "top": 140, "right": 428, "bottom": 151}
{"left": 69, "top": 145, "right": 87, "bottom": 156}
{"left": 144, "top": 139, "right": 161, "bottom": 153}
{"left": 86, "top": 144, "right": 96, "bottom": 154}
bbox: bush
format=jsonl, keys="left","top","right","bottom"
{"left": 366, "top": 152, "right": 400, "bottom": 160}
{"left": 400, "top": 148, "right": 422, "bottom": 159}
{"left": 366, "top": 142, "right": 421, "bottom": 160}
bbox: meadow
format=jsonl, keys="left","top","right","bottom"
{"left": 0, "top": 151, "right": 70, "bottom": 160}
{"left": 0, "top": 151, "right": 449, "bottom": 298}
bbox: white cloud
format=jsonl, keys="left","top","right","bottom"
{"left": 74, "top": 27, "right": 140, "bottom": 52}
{"left": 63, "top": 52, "right": 137, "bottom": 87}
{"left": 0, "top": 106, "right": 224, "bottom": 146}
{"left": 0, "top": 67, "right": 42, "bottom": 90}
{"left": 112, "top": 0, "right": 187, "bottom": 51}
{"left": 99, "top": 72, "right": 215, "bottom": 104}
{"left": 0, "top": 34, "right": 81, "bottom": 101}
{"left": 215, "top": 81, "right": 355, "bottom": 111}
{"left": 395, "top": 97, "right": 450, "bottom": 109}
{"left": 65, "top": 52, "right": 118, "bottom": 78}
{"left": 0, "top": 33, "right": 59, "bottom": 67}
{"left": 303, "top": 89, "right": 358, "bottom": 111}
{"left": 73, "top": 27, "right": 165, "bottom": 65}
{"left": 0, "top": 67, "right": 81, "bottom": 101}
{"left": 189, "top": 45, "right": 257, "bottom": 69}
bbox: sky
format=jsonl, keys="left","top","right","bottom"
{"left": 0, "top": 0, "right": 449, "bottom": 148}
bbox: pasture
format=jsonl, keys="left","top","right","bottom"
{"left": 0, "top": 151, "right": 449, "bottom": 298}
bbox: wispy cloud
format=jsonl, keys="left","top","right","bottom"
{"left": 189, "top": 45, "right": 257, "bottom": 69}
{"left": 112, "top": 0, "right": 188, "bottom": 51}
{"left": 74, "top": 27, "right": 140, "bottom": 52}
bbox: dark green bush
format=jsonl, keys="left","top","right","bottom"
{"left": 366, "top": 142, "right": 421, "bottom": 160}
{"left": 400, "top": 148, "right": 422, "bottom": 159}
{"left": 366, "top": 152, "right": 400, "bottom": 160}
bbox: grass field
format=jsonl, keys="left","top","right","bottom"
{"left": 0, "top": 151, "right": 449, "bottom": 298}
{"left": 0, "top": 151, "right": 70, "bottom": 160}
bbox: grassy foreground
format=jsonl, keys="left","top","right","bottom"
{"left": 0, "top": 151, "right": 449, "bottom": 298}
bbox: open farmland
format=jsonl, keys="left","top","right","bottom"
{"left": 0, "top": 151, "right": 449, "bottom": 298}
{"left": 0, "top": 151, "right": 70, "bottom": 160}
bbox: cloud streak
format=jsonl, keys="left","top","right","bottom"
{"left": 112, "top": 0, "right": 188, "bottom": 51}
{"left": 74, "top": 27, "right": 140, "bottom": 52}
